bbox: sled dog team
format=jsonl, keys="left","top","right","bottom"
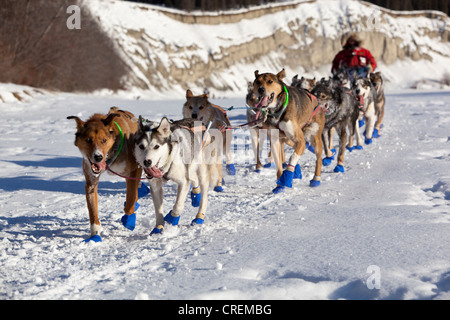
{"left": 68, "top": 70, "right": 385, "bottom": 242}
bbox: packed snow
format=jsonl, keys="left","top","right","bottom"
{"left": 0, "top": 79, "right": 449, "bottom": 300}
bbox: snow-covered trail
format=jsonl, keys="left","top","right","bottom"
{"left": 0, "top": 89, "right": 449, "bottom": 300}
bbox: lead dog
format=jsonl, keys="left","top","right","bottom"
{"left": 67, "top": 107, "right": 142, "bottom": 242}
{"left": 247, "top": 69, "right": 325, "bottom": 193}
{"left": 134, "top": 116, "right": 218, "bottom": 235}
{"left": 311, "top": 82, "right": 359, "bottom": 173}
{"left": 352, "top": 77, "right": 377, "bottom": 145}
{"left": 182, "top": 89, "right": 235, "bottom": 192}
{"left": 370, "top": 72, "right": 385, "bottom": 138}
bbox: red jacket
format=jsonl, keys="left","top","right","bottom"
{"left": 332, "top": 46, "right": 377, "bottom": 74}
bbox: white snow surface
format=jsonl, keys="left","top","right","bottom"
{"left": 1, "top": 82, "right": 449, "bottom": 300}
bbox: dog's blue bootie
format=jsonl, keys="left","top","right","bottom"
{"left": 263, "top": 162, "right": 275, "bottom": 168}
{"left": 214, "top": 185, "right": 224, "bottom": 192}
{"left": 150, "top": 226, "right": 163, "bottom": 236}
{"left": 323, "top": 150, "right": 336, "bottom": 166}
{"left": 164, "top": 211, "right": 180, "bottom": 226}
{"left": 346, "top": 145, "right": 354, "bottom": 152}
{"left": 137, "top": 182, "right": 150, "bottom": 198}
{"left": 334, "top": 164, "right": 345, "bottom": 173}
{"left": 365, "top": 137, "right": 373, "bottom": 145}
{"left": 84, "top": 235, "right": 102, "bottom": 243}
{"left": 373, "top": 128, "right": 379, "bottom": 138}
{"left": 359, "top": 118, "right": 365, "bottom": 128}
{"left": 305, "top": 142, "right": 315, "bottom": 154}
{"left": 309, "top": 179, "right": 321, "bottom": 187}
{"left": 276, "top": 166, "right": 295, "bottom": 188}
{"left": 226, "top": 164, "right": 236, "bottom": 175}
{"left": 272, "top": 185, "right": 285, "bottom": 194}
{"left": 191, "top": 213, "right": 205, "bottom": 226}
{"left": 191, "top": 186, "right": 201, "bottom": 207}
{"left": 355, "top": 145, "right": 364, "bottom": 150}
{"left": 294, "top": 164, "right": 302, "bottom": 179}
{"left": 121, "top": 213, "right": 136, "bottom": 231}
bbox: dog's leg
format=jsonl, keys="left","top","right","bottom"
{"left": 354, "top": 115, "right": 364, "bottom": 148}
{"left": 192, "top": 166, "right": 209, "bottom": 225}
{"left": 322, "top": 127, "right": 335, "bottom": 166}
{"left": 328, "top": 127, "right": 335, "bottom": 152}
{"left": 374, "top": 98, "right": 385, "bottom": 136}
{"left": 164, "top": 181, "right": 190, "bottom": 226}
{"left": 364, "top": 102, "right": 376, "bottom": 144}
{"left": 249, "top": 128, "right": 263, "bottom": 172}
{"left": 82, "top": 160, "right": 102, "bottom": 241}
{"left": 334, "top": 124, "right": 347, "bottom": 173}
{"left": 149, "top": 179, "right": 165, "bottom": 235}
{"left": 121, "top": 169, "right": 141, "bottom": 231}
{"left": 310, "top": 129, "right": 323, "bottom": 187}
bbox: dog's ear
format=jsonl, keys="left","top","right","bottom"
{"left": 67, "top": 116, "right": 85, "bottom": 131}
{"left": 157, "top": 117, "right": 171, "bottom": 138}
{"left": 277, "top": 69, "right": 286, "bottom": 81}
{"left": 102, "top": 113, "right": 121, "bottom": 127}
{"left": 254, "top": 70, "right": 259, "bottom": 78}
{"left": 186, "top": 89, "right": 193, "bottom": 99}
{"left": 138, "top": 115, "right": 146, "bottom": 133}
{"left": 292, "top": 75, "right": 298, "bottom": 82}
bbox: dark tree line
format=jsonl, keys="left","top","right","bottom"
{"left": 126, "top": 0, "right": 449, "bottom": 15}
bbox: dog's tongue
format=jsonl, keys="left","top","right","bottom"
{"left": 255, "top": 95, "right": 269, "bottom": 110}
{"left": 92, "top": 161, "right": 107, "bottom": 172}
{"left": 145, "top": 166, "right": 163, "bottom": 179}
{"left": 358, "top": 95, "right": 365, "bottom": 106}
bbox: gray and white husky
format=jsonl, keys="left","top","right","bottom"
{"left": 133, "top": 116, "right": 219, "bottom": 235}
{"left": 352, "top": 77, "right": 377, "bottom": 145}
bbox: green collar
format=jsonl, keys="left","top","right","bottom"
{"left": 283, "top": 85, "right": 289, "bottom": 109}
{"left": 106, "top": 121, "right": 124, "bottom": 166}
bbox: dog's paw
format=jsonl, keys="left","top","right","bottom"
{"left": 365, "top": 137, "right": 373, "bottom": 145}
{"left": 272, "top": 185, "right": 285, "bottom": 194}
{"left": 355, "top": 145, "right": 364, "bottom": 150}
{"left": 137, "top": 182, "right": 150, "bottom": 198}
{"left": 191, "top": 186, "right": 201, "bottom": 207}
{"left": 359, "top": 119, "right": 365, "bottom": 127}
{"left": 334, "top": 164, "right": 345, "bottom": 173}
{"left": 294, "top": 164, "right": 302, "bottom": 179}
{"left": 322, "top": 157, "right": 334, "bottom": 166}
{"left": 226, "top": 164, "right": 236, "bottom": 175}
{"left": 276, "top": 167, "right": 294, "bottom": 188}
{"left": 191, "top": 213, "right": 205, "bottom": 226}
{"left": 121, "top": 213, "right": 136, "bottom": 231}
{"left": 373, "top": 128, "right": 379, "bottom": 138}
{"left": 164, "top": 211, "right": 180, "bottom": 226}
{"left": 309, "top": 179, "right": 321, "bottom": 187}
{"left": 83, "top": 235, "right": 102, "bottom": 243}
{"left": 150, "top": 225, "right": 164, "bottom": 236}
{"left": 214, "top": 185, "right": 224, "bottom": 192}
{"left": 305, "top": 142, "right": 315, "bottom": 154}
{"left": 263, "top": 162, "right": 275, "bottom": 168}
{"left": 346, "top": 145, "right": 354, "bottom": 152}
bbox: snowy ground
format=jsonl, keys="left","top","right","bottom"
{"left": 0, "top": 85, "right": 449, "bottom": 300}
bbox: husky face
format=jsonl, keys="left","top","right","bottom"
{"left": 312, "top": 83, "right": 340, "bottom": 116}
{"left": 333, "top": 70, "right": 351, "bottom": 89}
{"left": 370, "top": 72, "right": 384, "bottom": 93}
{"left": 353, "top": 77, "right": 373, "bottom": 106}
{"left": 249, "top": 69, "right": 286, "bottom": 111}
{"left": 183, "top": 90, "right": 213, "bottom": 123}
{"left": 134, "top": 117, "right": 172, "bottom": 179}
{"left": 291, "top": 75, "right": 316, "bottom": 91}
{"left": 68, "top": 113, "right": 120, "bottom": 175}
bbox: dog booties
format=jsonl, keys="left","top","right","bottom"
{"left": 276, "top": 165, "right": 295, "bottom": 188}
{"left": 191, "top": 213, "right": 205, "bottom": 226}
{"left": 150, "top": 225, "right": 164, "bottom": 236}
{"left": 164, "top": 211, "right": 180, "bottom": 226}
{"left": 226, "top": 163, "right": 236, "bottom": 175}
{"left": 272, "top": 185, "right": 285, "bottom": 194}
{"left": 191, "top": 186, "right": 201, "bottom": 207}
{"left": 83, "top": 235, "right": 102, "bottom": 243}
{"left": 334, "top": 164, "right": 345, "bottom": 173}
{"left": 121, "top": 213, "right": 136, "bottom": 231}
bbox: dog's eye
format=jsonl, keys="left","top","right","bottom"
{"left": 268, "top": 80, "right": 273, "bottom": 84}
{"left": 102, "top": 138, "right": 107, "bottom": 144}
{"left": 189, "top": 106, "right": 193, "bottom": 110}
{"left": 154, "top": 145, "right": 160, "bottom": 150}
{"left": 86, "top": 138, "right": 92, "bottom": 144}
{"left": 199, "top": 106, "right": 203, "bottom": 110}
{"left": 139, "top": 144, "right": 145, "bottom": 150}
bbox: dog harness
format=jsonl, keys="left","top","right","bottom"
{"left": 106, "top": 121, "right": 124, "bottom": 166}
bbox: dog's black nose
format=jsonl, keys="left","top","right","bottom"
{"left": 355, "top": 89, "right": 360, "bottom": 95}
{"left": 192, "top": 113, "right": 197, "bottom": 119}
{"left": 258, "top": 86, "right": 265, "bottom": 94}
{"left": 94, "top": 154, "right": 103, "bottom": 162}
{"left": 144, "top": 159, "right": 152, "bottom": 168}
